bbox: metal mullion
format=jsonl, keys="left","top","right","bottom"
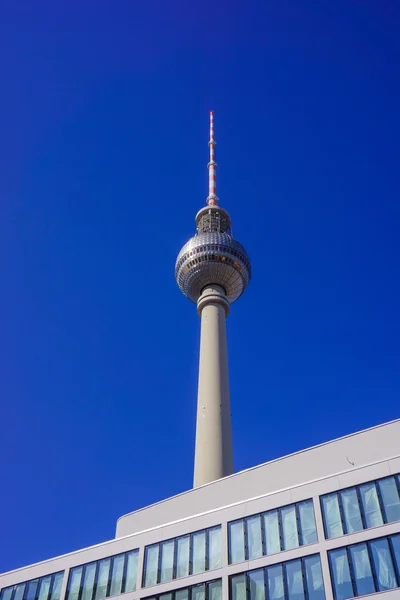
{"left": 91, "top": 562, "right": 100, "bottom": 600}
{"left": 157, "top": 543, "right": 162, "bottom": 585}
{"left": 244, "top": 519, "right": 249, "bottom": 561}
{"left": 106, "top": 558, "right": 113, "bottom": 598}
{"left": 121, "top": 552, "right": 128, "bottom": 594}
{"left": 336, "top": 492, "right": 347, "bottom": 535}
{"left": 245, "top": 573, "right": 250, "bottom": 600}
{"left": 366, "top": 541, "right": 379, "bottom": 593}
{"left": 300, "top": 559, "right": 308, "bottom": 600}
{"left": 48, "top": 575, "right": 57, "bottom": 600}
{"left": 355, "top": 486, "right": 367, "bottom": 530}
{"left": 260, "top": 513, "right": 266, "bottom": 558}
{"left": 394, "top": 474, "right": 400, "bottom": 499}
{"left": 277, "top": 509, "right": 284, "bottom": 553}
{"left": 388, "top": 536, "right": 400, "bottom": 587}
{"left": 205, "top": 530, "right": 210, "bottom": 571}
{"left": 295, "top": 504, "right": 302, "bottom": 547}
{"left": 263, "top": 567, "right": 269, "bottom": 600}
{"left": 375, "top": 480, "right": 387, "bottom": 524}
{"left": 189, "top": 534, "right": 194, "bottom": 576}
{"left": 346, "top": 545, "right": 359, "bottom": 597}
{"left": 173, "top": 538, "right": 178, "bottom": 581}
{"left": 282, "top": 563, "right": 289, "bottom": 600}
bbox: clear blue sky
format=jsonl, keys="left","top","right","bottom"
{"left": 1, "top": 0, "right": 399, "bottom": 573}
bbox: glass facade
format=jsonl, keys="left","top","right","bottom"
{"left": 65, "top": 550, "right": 138, "bottom": 600}
{"left": 230, "top": 554, "right": 325, "bottom": 600}
{"left": 143, "top": 526, "right": 221, "bottom": 587}
{"left": 228, "top": 500, "right": 317, "bottom": 564}
{"left": 0, "top": 574, "right": 64, "bottom": 600}
{"left": 321, "top": 474, "right": 400, "bottom": 539}
{"left": 329, "top": 533, "right": 400, "bottom": 600}
{"left": 143, "top": 579, "right": 221, "bottom": 600}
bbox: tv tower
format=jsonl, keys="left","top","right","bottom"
{"left": 175, "top": 112, "right": 251, "bottom": 488}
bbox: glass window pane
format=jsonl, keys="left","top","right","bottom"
{"left": 267, "top": 564, "right": 284, "bottom": 600}
{"left": 208, "top": 580, "right": 222, "bottom": 600}
{"left": 370, "top": 538, "right": 397, "bottom": 591}
{"left": 231, "top": 575, "right": 246, "bottom": 600}
{"left": 298, "top": 500, "right": 317, "bottom": 545}
{"left": 67, "top": 568, "right": 83, "bottom": 600}
{"left": 159, "top": 594, "right": 172, "bottom": 600}
{"left": 176, "top": 536, "right": 190, "bottom": 578}
{"left": 38, "top": 578, "right": 52, "bottom": 600}
{"left": 192, "top": 584, "right": 205, "bottom": 600}
{"left": 359, "top": 482, "right": 384, "bottom": 528}
{"left": 281, "top": 505, "right": 299, "bottom": 550}
{"left": 109, "top": 555, "right": 125, "bottom": 597}
{"left": 349, "top": 544, "right": 375, "bottom": 596}
{"left": 144, "top": 545, "right": 159, "bottom": 587}
{"left": 391, "top": 534, "right": 400, "bottom": 578}
{"left": 229, "top": 521, "right": 245, "bottom": 564}
{"left": 50, "top": 574, "right": 64, "bottom": 600}
{"left": 124, "top": 551, "right": 138, "bottom": 593}
{"left": 285, "top": 560, "right": 305, "bottom": 600}
{"left": 208, "top": 527, "right": 222, "bottom": 569}
{"left": 160, "top": 540, "right": 175, "bottom": 583}
{"left": 304, "top": 555, "right": 325, "bottom": 600}
{"left": 263, "top": 510, "right": 281, "bottom": 555}
{"left": 26, "top": 581, "right": 39, "bottom": 600}
{"left": 249, "top": 570, "right": 265, "bottom": 600}
{"left": 340, "top": 489, "right": 363, "bottom": 534}
{"left": 192, "top": 531, "right": 206, "bottom": 574}
{"left": 378, "top": 477, "right": 400, "bottom": 523}
{"left": 0, "top": 589, "right": 13, "bottom": 600}
{"left": 175, "top": 590, "right": 189, "bottom": 600}
{"left": 94, "top": 559, "right": 111, "bottom": 600}
{"left": 321, "top": 494, "right": 343, "bottom": 539}
{"left": 329, "top": 548, "right": 354, "bottom": 600}
{"left": 81, "top": 564, "right": 96, "bottom": 600}
{"left": 247, "top": 516, "right": 263, "bottom": 560}
{"left": 14, "top": 585, "right": 26, "bottom": 600}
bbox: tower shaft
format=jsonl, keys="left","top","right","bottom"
{"left": 194, "top": 285, "right": 233, "bottom": 487}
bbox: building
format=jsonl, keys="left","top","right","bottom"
{"left": 1, "top": 115, "right": 400, "bottom": 600}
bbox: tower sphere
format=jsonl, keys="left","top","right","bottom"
{"left": 175, "top": 205, "right": 251, "bottom": 304}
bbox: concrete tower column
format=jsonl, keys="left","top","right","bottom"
{"left": 194, "top": 285, "right": 233, "bottom": 488}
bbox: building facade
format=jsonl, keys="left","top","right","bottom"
{"left": 1, "top": 419, "right": 400, "bottom": 600}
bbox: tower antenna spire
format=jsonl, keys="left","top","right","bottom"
{"left": 207, "top": 110, "right": 218, "bottom": 206}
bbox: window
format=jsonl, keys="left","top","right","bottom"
{"left": 228, "top": 499, "right": 317, "bottom": 564}
{"left": 143, "top": 526, "right": 222, "bottom": 587}
{"left": 0, "top": 573, "right": 64, "bottom": 600}
{"left": 143, "top": 580, "right": 221, "bottom": 600}
{"left": 321, "top": 474, "right": 400, "bottom": 539}
{"left": 230, "top": 555, "right": 325, "bottom": 600}
{"left": 65, "top": 549, "right": 139, "bottom": 600}
{"left": 328, "top": 533, "right": 400, "bottom": 599}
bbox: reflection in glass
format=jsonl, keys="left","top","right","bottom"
{"left": 81, "top": 563, "right": 96, "bottom": 600}
{"left": 229, "top": 521, "right": 245, "bottom": 563}
{"left": 125, "top": 551, "right": 138, "bottom": 592}
{"left": 67, "top": 567, "right": 83, "bottom": 600}
{"left": 144, "top": 545, "right": 159, "bottom": 587}
{"left": 192, "top": 531, "right": 206, "bottom": 574}
{"left": 175, "top": 590, "right": 189, "bottom": 600}
{"left": 321, "top": 494, "right": 343, "bottom": 538}
{"left": 95, "top": 559, "right": 111, "bottom": 600}
{"left": 26, "top": 581, "right": 39, "bottom": 600}
{"left": 38, "top": 577, "right": 52, "bottom": 600}
{"left": 50, "top": 574, "right": 64, "bottom": 600}
{"left": 263, "top": 510, "right": 281, "bottom": 555}
{"left": 391, "top": 534, "right": 400, "bottom": 578}
{"left": 281, "top": 505, "right": 299, "bottom": 550}
{"left": 110, "top": 555, "right": 125, "bottom": 597}
{"left": 191, "top": 584, "right": 205, "bottom": 600}
{"left": 349, "top": 544, "right": 375, "bottom": 596}
{"left": 14, "top": 585, "right": 26, "bottom": 600}
{"left": 359, "top": 482, "right": 383, "bottom": 528}
{"left": 340, "top": 489, "right": 362, "bottom": 533}
{"left": 304, "top": 555, "right": 325, "bottom": 600}
{"left": 208, "top": 580, "right": 222, "bottom": 600}
{"left": 285, "top": 560, "right": 305, "bottom": 600}
{"left": 298, "top": 500, "right": 317, "bottom": 544}
{"left": 247, "top": 516, "right": 263, "bottom": 559}
{"left": 160, "top": 540, "right": 175, "bottom": 583}
{"left": 370, "top": 538, "right": 397, "bottom": 591}
{"left": 248, "top": 570, "right": 265, "bottom": 600}
{"left": 231, "top": 575, "right": 246, "bottom": 600}
{"left": 267, "top": 564, "right": 285, "bottom": 600}
{"left": 208, "top": 527, "right": 222, "bottom": 569}
{"left": 329, "top": 548, "right": 353, "bottom": 600}
{"left": 176, "top": 536, "right": 190, "bottom": 578}
{"left": 378, "top": 477, "right": 400, "bottom": 523}
{"left": 0, "top": 590, "right": 13, "bottom": 600}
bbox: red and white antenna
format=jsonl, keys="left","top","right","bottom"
{"left": 207, "top": 111, "right": 218, "bottom": 206}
